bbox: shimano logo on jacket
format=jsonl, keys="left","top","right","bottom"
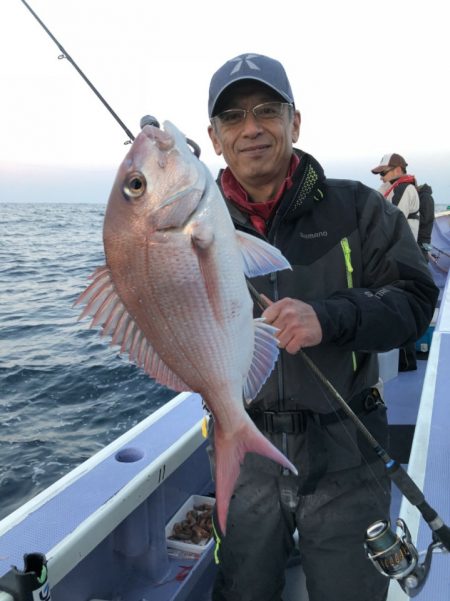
{"left": 299, "top": 231, "right": 328, "bottom": 239}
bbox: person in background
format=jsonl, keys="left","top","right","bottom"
{"left": 206, "top": 53, "right": 438, "bottom": 601}
{"left": 371, "top": 153, "right": 423, "bottom": 370}
{"left": 371, "top": 153, "right": 420, "bottom": 240}
{"left": 416, "top": 182, "right": 435, "bottom": 261}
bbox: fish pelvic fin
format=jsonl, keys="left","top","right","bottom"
{"left": 74, "top": 266, "right": 191, "bottom": 392}
{"left": 243, "top": 319, "right": 280, "bottom": 404}
{"left": 235, "top": 230, "right": 291, "bottom": 277}
{"left": 214, "top": 417, "right": 297, "bottom": 534}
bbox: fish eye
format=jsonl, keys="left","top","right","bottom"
{"left": 123, "top": 171, "right": 146, "bottom": 199}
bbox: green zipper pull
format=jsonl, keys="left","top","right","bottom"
{"left": 341, "top": 238, "right": 357, "bottom": 370}
{"left": 341, "top": 238, "right": 354, "bottom": 288}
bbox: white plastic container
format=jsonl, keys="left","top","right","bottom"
{"left": 378, "top": 348, "right": 399, "bottom": 383}
{"left": 165, "top": 494, "right": 215, "bottom": 555}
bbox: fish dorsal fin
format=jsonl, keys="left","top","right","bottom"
{"left": 235, "top": 230, "right": 291, "bottom": 277}
{"left": 243, "top": 318, "right": 280, "bottom": 403}
{"left": 74, "top": 266, "right": 191, "bottom": 392}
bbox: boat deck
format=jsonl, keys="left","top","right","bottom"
{"left": 384, "top": 357, "right": 428, "bottom": 523}
{"left": 282, "top": 351, "right": 431, "bottom": 601}
{"left": 386, "top": 279, "right": 450, "bottom": 601}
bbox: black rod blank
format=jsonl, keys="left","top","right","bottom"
{"left": 20, "top": 0, "right": 135, "bottom": 142}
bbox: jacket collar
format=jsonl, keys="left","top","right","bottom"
{"left": 220, "top": 154, "right": 300, "bottom": 235}
{"left": 216, "top": 149, "right": 326, "bottom": 232}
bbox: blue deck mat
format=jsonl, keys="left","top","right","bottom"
{"left": 414, "top": 333, "right": 450, "bottom": 600}
{"left": 384, "top": 358, "right": 427, "bottom": 425}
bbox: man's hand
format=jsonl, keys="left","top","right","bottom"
{"left": 262, "top": 296, "right": 322, "bottom": 354}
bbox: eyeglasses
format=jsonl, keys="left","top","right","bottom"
{"left": 212, "top": 101, "right": 292, "bottom": 127}
{"left": 379, "top": 168, "right": 394, "bottom": 177}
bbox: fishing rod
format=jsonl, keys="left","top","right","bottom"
{"left": 431, "top": 244, "right": 450, "bottom": 260}
{"left": 19, "top": 0, "right": 202, "bottom": 157}
{"left": 246, "top": 280, "right": 450, "bottom": 597}
{"left": 20, "top": 0, "right": 135, "bottom": 143}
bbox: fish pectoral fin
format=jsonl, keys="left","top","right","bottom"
{"left": 75, "top": 265, "right": 191, "bottom": 393}
{"left": 190, "top": 221, "right": 215, "bottom": 250}
{"left": 235, "top": 230, "right": 291, "bottom": 277}
{"left": 243, "top": 319, "right": 280, "bottom": 403}
{"left": 214, "top": 418, "right": 297, "bottom": 534}
{"left": 190, "top": 221, "right": 223, "bottom": 322}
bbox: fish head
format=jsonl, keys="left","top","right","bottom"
{"left": 104, "top": 121, "right": 206, "bottom": 242}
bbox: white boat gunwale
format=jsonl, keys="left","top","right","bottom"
{"left": 0, "top": 391, "right": 212, "bottom": 600}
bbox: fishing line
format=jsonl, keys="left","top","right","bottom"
{"left": 20, "top": 0, "right": 135, "bottom": 143}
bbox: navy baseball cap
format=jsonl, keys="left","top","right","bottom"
{"left": 208, "top": 53, "right": 295, "bottom": 118}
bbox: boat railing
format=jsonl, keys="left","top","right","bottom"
{"left": 0, "top": 391, "right": 214, "bottom": 601}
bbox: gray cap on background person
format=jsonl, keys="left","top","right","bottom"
{"left": 371, "top": 153, "right": 408, "bottom": 174}
{"left": 208, "top": 53, "right": 295, "bottom": 118}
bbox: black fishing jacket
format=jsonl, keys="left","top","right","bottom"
{"left": 417, "top": 183, "right": 435, "bottom": 248}
{"left": 219, "top": 150, "right": 439, "bottom": 418}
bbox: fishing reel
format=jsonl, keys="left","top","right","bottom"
{"left": 364, "top": 518, "right": 441, "bottom": 597}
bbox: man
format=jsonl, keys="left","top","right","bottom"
{"left": 371, "top": 153, "right": 420, "bottom": 240}
{"left": 371, "top": 154, "right": 422, "bottom": 371}
{"left": 206, "top": 53, "right": 438, "bottom": 601}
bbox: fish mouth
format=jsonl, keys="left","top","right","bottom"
{"left": 141, "top": 124, "right": 174, "bottom": 151}
{"left": 120, "top": 120, "right": 206, "bottom": 230}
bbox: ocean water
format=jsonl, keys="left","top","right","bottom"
{"left": 0, "top": 203, "right": 174, "bottom": 521}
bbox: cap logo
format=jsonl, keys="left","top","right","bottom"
{"left": 229, "top": 54, "right": 261, "bottom": 75}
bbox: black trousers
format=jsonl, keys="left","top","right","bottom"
{"left": 212, "top": 450, "right": 390, "bottom": 601}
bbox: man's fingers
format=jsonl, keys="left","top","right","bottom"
{"left": 277, "top": 329, "right": 301, "bottom": 354}
{"left": 262, "top": 296, "right": 279, "bottom": 323}
{"left": 285, "top": 337, "right": 302, "bottom": 354}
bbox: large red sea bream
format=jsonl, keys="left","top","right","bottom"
{"left": 75, "top": 121, "right": 297, "bottom": 533}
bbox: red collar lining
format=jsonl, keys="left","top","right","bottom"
{"left": 221, "top": 154, "right": 300, "bottom": 234}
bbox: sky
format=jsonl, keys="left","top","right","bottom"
{"left": 1, "top": 0, "right": 449, "bottom": 204}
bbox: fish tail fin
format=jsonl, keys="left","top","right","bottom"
{"left": 214, "top": 417, "right": 297, "bottom": 535}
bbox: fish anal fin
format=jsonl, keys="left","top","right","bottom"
{"left": 243, "top": 318, "right": 280, "bottom": 404}
{"left": 236, "top": 230, "right": 291, "bottom": 277}
{"left": 142, "top": 342, "right": 192, "bottom": 392}
{"left": 214, "top": 417, "right": 297, "bottom": 534}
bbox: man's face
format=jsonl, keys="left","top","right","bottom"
{"left": 380, "top": 165, "right": 402, "bottom": 182}
{"left": 208, "top": 82, "right": 301, "bottom": 192}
